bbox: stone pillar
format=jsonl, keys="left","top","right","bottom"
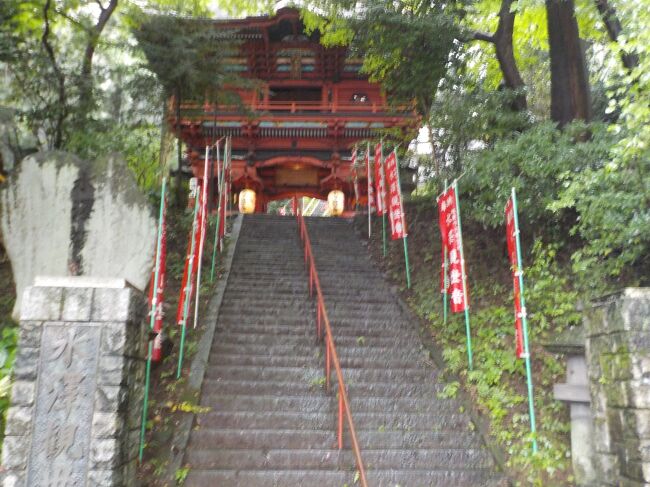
{"left": 544, "top": 326, "right": 596, "bottom": 485}
{"left": 2, "top": 277, "right": 147, "bottom": 487}
{"left": 584, "top": 288, "right": 650, "bottom": 486}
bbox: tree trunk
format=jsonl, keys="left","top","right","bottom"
{"left": 493, "top": 0, "right": 527, "bottom": 110}
{"left": 41, "top": 0, "right": 67, "bottom": 148}
{"left": 594, "top": 0, "right": 638, "bottom": 70}
{"left": 546, "top": 0, "right": 592, "bottom": 125}
{"left": 77, "top": 0, "right": 118, "bottom": 122}
{"left": 469, "top": 0, "right": 527, "bottom": 110}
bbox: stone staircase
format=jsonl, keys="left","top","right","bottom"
{"left": 183, "top": 214, "right": 506, "bottom": 486}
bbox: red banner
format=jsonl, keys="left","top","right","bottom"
{"left": 176, "top": 189, "right": 204, "bottom": 325}
{"left": 366, "top": 149, "right": 375, "bottom": 212}
{"left": 352, "top": 148, "right": 360, "bottom": 205}
{"left": 437, "top": 198, "right": 448, "bottom": 294}
{"left": 374, "top": 143, "right": 386, "bottom": 216}
{"left": 439, "top": 186, "right": 467, "bottom": 312}
{"left": 154, "top": 198, "right": 167, "bottom": 360}
{"left": 384, "top": 151, "right": 407, "bottom": 240}
{"left": 506, "top": 197, "right": 524, "bottom": 358}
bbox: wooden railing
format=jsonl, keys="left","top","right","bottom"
{"left": 296, "top": 210, "right": 369, "bottom": 487}
{"left": 177, "top": 99, "right": 415, "bottom": 116}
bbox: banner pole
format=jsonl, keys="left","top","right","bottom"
{"left": 442, "top": 179, "right": 448, "bottom": 325}
{"left": 512, "top": 187, "right": 538, "bottom": 453}
{"left": 209, "top": 141, "right": 222, "bottom": 282}
{"left": 403, "top": 236, "right": 411, "bottom": 288}
{"left": 177, "top": 192, "right": 200, "bottom": 379}
{"left": 443, "top": 250, "right": 448, "bottom": 325}
{"left": 219, "top": 136, "right": 231, "bottom": 251}
{"left": 380, "top": 142, "right": 387, "bottom": 257}
{"left": 382, "top": 215, "right": 387, "bottom": 256}
{"left": 139, "top": 177, "right": 166, "bottom": 462}
{"left": 454, "top": 181, "right": 473, "bottom": 370}
{"left": 193, "top": 148, "right": 210, "bottom": 330}
{"left": 394, "top": 150, "right": 411, "bottom": 289}
{"left": 367, "top": 142, "right": 372, "bottom": 238}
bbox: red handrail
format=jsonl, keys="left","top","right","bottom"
{"left": 295, "top": 207, "right": 369, "bottom": 487}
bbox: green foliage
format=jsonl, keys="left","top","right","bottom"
{"left": 133, "top": 14, "right": 243, "bottom": 103}
{"left": 67, "top": 124, "right": 163, "bottom": 195}
{"left": 460, "top": 121, "right": 614, "bottom": 234}
{"left": 409, "top": 237, "right": 577, "bottom": 484}
{"left": 428, "top": 83, "right": 531, "bottom": 174}
{"left": 303, "top": 1, "right": 458, "bottom": 115}
{"left": 351, "top": 3, "right": 458, "bottom": 113}
{"left": 0, "top": 325, "right": 18, "bottom": 449}
{"left": 175, "top": 466, "right": 190, "bottom": 484}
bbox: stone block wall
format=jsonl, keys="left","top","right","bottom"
{"left": 2, "top": 277, "right": 147, "bottom": 487}
{"left": 584, "top": 288, "right": 650, "bottom": 486}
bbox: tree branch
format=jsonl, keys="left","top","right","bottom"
{"left": 77, "top": 0, "right": 118, "bottom": 117}
{"left": 54, "top": 8, "right": 94, "bottom": 34}
{"left": 470, "top": 30, "right": 495, "bottom": 43}
{"left": 41, "top": 0, "right": 68, "bottom": 148}
{"left": 594, "top": 0, "right": 638, "bottom": 70}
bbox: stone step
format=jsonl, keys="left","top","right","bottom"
{"left": 210, "top": 343, "right": 422, "bottom": 361}
{"left": 200, "top": 378, "right": 445, "bottom": 398}
{"left": 216, "top": 331, "right": 416, "bottom": 348}
{"left": 184, "top": 468, "right": 504, "bottom": 487}
{"left": 214, "top": 323, "right": 415, "bottom": 340}
{"left": 185, "top": 445, "right": 492, "bottom": 470}
{"left": 194, "top": 411, "right": 471, "bottom": 432}
{"left": 208, "top": 352, "right": 426, "bottom": 370}
{"left": 198, "top": 394, "right": 460, "bottom": 415}
{"left": 203, "top": 365, "right": 434, "bottom": 384}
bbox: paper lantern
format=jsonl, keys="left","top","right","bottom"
{"left": 327, "top": 190, "right": 345, "bottom": 216}
{"left": 238, "top": 189, "right": 256, "bottom": 214}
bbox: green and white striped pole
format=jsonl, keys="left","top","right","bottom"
{"left": 511, "top": 187, "right": 538, "bottom": 453}
{"left": 443, "top": 251, "right": 448, "bottom": 325}
{"left": 442, "top": 179, "right": 448, "bottom": 325}
{"left": 454, "top": 181, "right": 473, "bottom": 370}
{"left": 177, "top": 192, "right": 201, "bottom": 379}
{"left": 210, "top": 139, "right": 227, "bottom": 283}
{"left": 380, "top": 141, "right": 387, "bottom": 258}
{"left": 139, "top": 177, "right": 167, "bottom": 462}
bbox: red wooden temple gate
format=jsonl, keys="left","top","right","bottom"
{"left": 170, "top": 7, "right": 417, "bottom": 214}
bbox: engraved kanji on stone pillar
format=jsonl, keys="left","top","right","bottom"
{"left": 2, "top": 277, "right": 147, "bottom": 487}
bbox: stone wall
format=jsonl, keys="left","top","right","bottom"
{"left": 0, "top": 151, "right": 156, "bottom": 319}
{"left": 2, "top": 277, "right": 147, "bottom": 487}
{"left": 584, "top": 288, "right": 650, "bottom": 486}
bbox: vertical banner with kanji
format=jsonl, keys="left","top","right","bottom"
{"left": 438, "top": 183, "right": 473, "bottom": 368}
{"left": 375, "top": 142, "right": 388, "bottom": 256}
{"left": 140, "top": 177, "right": 167, "bottom": 461}
{"left": 505, "top": 198, "right": 524, "bottom": 359}
{"left": 384, "top": 151, "right": 406, "bottom": 240}
{"left": 176, "top": 185, "right": 202, "bottom": 378}
{"left": 148, "top": 194, "right": 167, "bottom": 362}
{"left": 366, "top": 143, "right": 375, "bottom": 238}
{"left": 193, "top": 147, "right": 211, "bottom": 330}
{"left": 384, "top": 150, "right": 411, "bottom": 288}
{"left": 176, "top": 187, "right": 202, "bottom": 327}
{"left": 352, "top": 147, "right": 360, "bottom": 207}
{"left": 374, "top": 143, "right": 386, "bottom": 216}
{"left": 505, "top": 187, "right": 538, "bottom": 453}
